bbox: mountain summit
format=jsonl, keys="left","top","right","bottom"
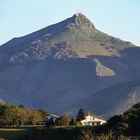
{"left": 69, "top": 13, "right": 95, "bottom": 28}
{"left": 0, "top": 14, "right": 140, "bottom": 118}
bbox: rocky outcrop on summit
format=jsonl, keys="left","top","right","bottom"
{"left": 71, "top": 13, "right": 95, "bottom": 28}
{"left": 0, "top": 13, "right": 140, "bottom": 118}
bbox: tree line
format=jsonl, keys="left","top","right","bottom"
{"left": 0, "top": 104, "right": 48, "bottom": 127}
{"left": 0, "top": 102, "right": 86, "bottom": 127}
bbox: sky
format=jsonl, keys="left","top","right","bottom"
{"left": 0, "top": 0, "right": 140, "bottom": 46}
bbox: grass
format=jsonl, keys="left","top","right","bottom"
{"left": 52, "top": 125, "right": 92, "bottom": 129}
{"left": 0, "top": 126, "right": 42, "bottom": 140}
{"left": 130, "top": 136, "right": 140, "bottom": 140}
{"left": 0, "top": 126, "right": 139, "bottom": 140}
{"left": 0, "top": 128, "right": 29, "bottom": 140}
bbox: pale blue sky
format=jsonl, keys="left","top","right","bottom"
{"left": 0, "top": 0, "right": 140, "bottom": 46}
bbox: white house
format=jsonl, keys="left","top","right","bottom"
{"left": 81, "top": 113, "right": 106, "bottom": 126}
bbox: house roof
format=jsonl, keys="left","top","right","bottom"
{"left": 86, "top": 113, "right": 106, "bottom": 120}
{"left": 46, "top": 114, "right": 60, "bottom": 118}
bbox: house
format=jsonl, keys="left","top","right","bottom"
{"left": 81, "top": 113, "right": 106, "bottom": 126}
{"left": 43, "top": 114, "right": 60, "bottom": 122}
{"left": 36, "top": 114, "right": 60, "bottom": 125}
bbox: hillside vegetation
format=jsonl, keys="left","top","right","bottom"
{"left": 106, "top": 102, "right": 140, "bottom": 136}
{"left": 0, "top": 104, "right": 47, "bottom": 126}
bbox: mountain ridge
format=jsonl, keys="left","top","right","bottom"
{"left": 0, "top": 13, "right": 136, "bottom": 63}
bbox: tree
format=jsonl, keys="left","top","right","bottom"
{"left": 17, "top": 107, "right": 30, "bottom": 126}
{"left": 28, "top": 109, "right": 43, "bottom": 125}
{"left": 76, "top": 108, "right": 85, "bottom": 122}
{"left": 56, "top": 114, "right": 70, "bottom": 126}
{"left": 0, "top": 104, "right": 47, "bottom": 126}
{"left": 107, "top": 115, "right": 123, "bottom": 127}
{"left": 106, "top": 102, "right": 140, "bottom": 136}
{"left": 37, "top": 109, "right": 48, "bottom": 118}
{"left": 69, "top": 117, "right": 76, "bottom": 125}
{"left": 2, "top": 106, "right": 18, "bottom": 126}
{"left": 0, "top": 104, "right": 7, "bottom": 116}
{"left": 18, "top": 105, "right": 25, "bottom": 108}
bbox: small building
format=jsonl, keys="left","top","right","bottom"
{"left": 43, "top": 114, "right": 60, "bottom": 122}
{"left": 81, "top": 113, "right": 106, "bottom": 126}
{"left": 36, "top": 114, "right": 60, "bottom": 125}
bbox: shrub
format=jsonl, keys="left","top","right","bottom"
{"left": 77, "top": 129, "right": 127, "bottom": 140}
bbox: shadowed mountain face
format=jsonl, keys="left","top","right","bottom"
{"left": 0, "top": 13, "right": 140, "bottom": 118}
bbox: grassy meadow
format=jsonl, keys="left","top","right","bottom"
{"left": 0, "top": 126, "right": 139, "bottom": 140}
{"left": 0, "top": 126, "right": 39, "bottom": 140}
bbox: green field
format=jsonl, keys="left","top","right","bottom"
{"left": 0, "top": 126, "right": 40, "bottom": 140}
{"left": 0, "top": 127, "right": 140, "bottom": 140}
{"left": 0, "top": 126, "right": 88, "bottom": 140}
{"left": 0, "top": 128, "right": 29, "bottom": 140}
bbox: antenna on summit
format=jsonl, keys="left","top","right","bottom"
{"left": 76, "top": 9, "right": 79, "bottom": 16}
{"left": 76, "top": 0, "right": 79, "bottom": 16}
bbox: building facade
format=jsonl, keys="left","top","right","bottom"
{"left": 81, "top": 114, "right": 106, "bottom": 126}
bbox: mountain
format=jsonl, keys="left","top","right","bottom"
{"left": 0, "top": 13, "right": 140, "bottom": 118}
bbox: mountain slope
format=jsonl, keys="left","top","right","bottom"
{"left": 0, "top": 13, "right": 140, "bottom": 118}
{"left": 83, "top": 80, "right": 140, "bottom": 118}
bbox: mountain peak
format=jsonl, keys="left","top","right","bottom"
{"left": 0, "top": 13, "right": 136, "bottom": 63}
{"left": 70, "top": 13, "right": 95, "bottom": 28}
